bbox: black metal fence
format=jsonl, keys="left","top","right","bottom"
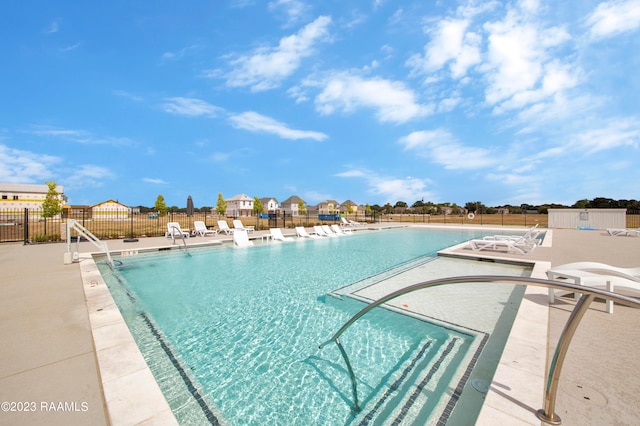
{"left": 0, "top": 208, "right": 371, "bottom": 243}
{"left": 2, "top": 208, "right": 639, "bottom": 244}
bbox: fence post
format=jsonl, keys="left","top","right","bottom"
{"left": 23, "top": 208, "right": 29, "bottom": 245}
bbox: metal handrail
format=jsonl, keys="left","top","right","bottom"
{"left": 168, "top": 224, "right": 190, "bottom": 255}
{"left": 67, "top": 219, "right": 114, "bottom": 267}
{"left": 318, "top": 275, "right": 640, "bottom": 425}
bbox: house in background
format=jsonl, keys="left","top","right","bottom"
{"left": 226, "top": 194, "right": 254, "bottom": 217}
{"left": 0, "top": 182, "right": 66, "bottom": 212}
{"left": 316, "top": 200, "right": 339, "bottom": 215}
{"left": 280, "top": 195, "right": 305, "bottom": 216}
{"left": 91, "top": 200, "right": 130, "bottom": 220}
{"left": 260, "top": 197, "right": 279, "bottom": 213}
{"left": 339, "top": 200, "right": 360, "bottom": 215}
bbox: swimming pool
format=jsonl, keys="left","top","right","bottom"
{"left": 98, "top": 227, "right": 530, "bottom": 425}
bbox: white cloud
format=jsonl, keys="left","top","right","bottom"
{"left": 337, "top": 167, "right": 435, "bottom": 204}
{"left": 220, "top": 16, "right": 331, "bottom": 91}
{"left": 406, "top": 18, "right": 482, "bottom": 79}
{"left": 211, "top": 152, "right": 231, "bottom": 162}
{"left": 43, "top": 20, "right": 60, "bottom": 35}
{"left": 268, "top": 0, "right": 309, "bottom": 26}
{"left": 142, "top": 178, "right": 168, "bottom": 184}
{"left": 0, "top": 144, "right": 61, "bottom": 183}
{"left": 494, "top": 60, "right": 580, "bottom": 114}
{"left": 28, "top": 126, "right": 134, "bottom": 146}
{"left": 312, "top": 72, "right": 431, "bottom": 123}
{"left": 161, "top": 44, "right": 201, "bottom": 61}
{"left": 572, "top": 118, "right": 640, "bottom": 153}
{"left": 60, "top": 42, "right": 82, "bottom": 52}
{"left": 162, "top": 97, "right": 223, "bottom": 118}
{"left": 398, "top": 129, "right": 496, "bottom": 170}
{"left": 30, "top": 127, "right": 87, "bottom": 139}
{"left": 587, "top": 0, "right": 640, "bottom": 39}
{"left": 286, "top": 85, "right": 310, "bottom": 103}
{"left": 113, "top": 90, "right": 144, "bottom": 102}
{"left": 229, "top": 111, "right": 328, "bottom": 141}
{"left": 302, "top": 190, "right": 333, "bottom": 204}
{"left": 482, "top": 5, "right": 572, "bottom": 108}
{"left": 63, "top": 165, "right": 115, "bottom": 190}
{"left": 335, "top": 169, "right": 366, "bottom": 178}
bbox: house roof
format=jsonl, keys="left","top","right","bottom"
{"left": 226, "top": 194, "right": 253, "bottom": 202}
{"left": 260, "top": 197, "right": 278, "bottom": 204}
{"left": 281, "top": 195, "right": 304, "bottom": 204}
{"left": 90, "top": 199, "right": 129, "bottom": 209}
{"left": 316, "top": 200, "right": 339, "bottom": 207}
{"left": 0, "top": 183, "right": 64, "bottom": 194}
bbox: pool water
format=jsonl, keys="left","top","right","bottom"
{"left": 98, "top": 227, "right": 523, "bottom": 425}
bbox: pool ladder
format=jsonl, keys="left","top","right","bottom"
{"left": 66, "top": 219, "right": 114, "bottom": 267}
{"left": 168, "top": 224, "right": 190, "bottom": 256}
{"left": 319, "top": 275, "right": 640, "bottom": 425}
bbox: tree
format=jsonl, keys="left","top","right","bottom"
{"left": 298, "top": 198, "right": 307, "bottom": 215}
{"left": 393, "top": 201, "right": 408, "bottom": 214}
{"left": 253, "top": 196, "right": 264, "bottom": 216}
{"left": 154, "top": 195, "right": 168, "bottom": 216}
{"left": 465, "top": 201, "right": 487, "bottom": 214}
{"left": 572, "top": 199, "right": 589, "bottom": 209}
{"left": 42, "top": 180, "right": 62, "bottom": 218}
{"left": 215, "top": 193, "right": 227, "bottom": 217}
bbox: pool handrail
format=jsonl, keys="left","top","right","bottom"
{"left": 318, "top": 275, "right": 640, "bottom": 425}
{"left": 168, "top": 223, "right": 190, "bottom": 255}
{"left": 67, "top": 219, "right": 114, "bottom": 267}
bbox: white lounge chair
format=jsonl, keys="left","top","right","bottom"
{"left": 482, "top": 224, "right": 540, "bottom": 243}
{"left": 341, "top": 217, "right": 363, "bottom": 226}
{"left": 607, "top": 228, "right": 640, "bottom": 237}
{"left": 546, "top": 268, "right": 640, "bottom": 312}
{"left": 167, "top": 222, "right": 190, "bottom": 241}
{"left": 194, "top": 221, "right": 217, "bottom": 237}
{"left": 233, "top": 229, "right": 254, "bottom": 247}
{"left": 233, "top": 219, "right": 255, "bottom": 233}
{"left": 270, "top": 228, "right": 294, "bottom": 242}
{"left": 331, "top": 224, "right": 352, "bottom": 235}
{"left": 468, "top": 235, "right": 537, "bottom": 255}
{"left": 296, "top": 227, "right": 320, "bottom": 239}
{"left": 313, "top": 225, "right": 334, "bottom": 237}
{"left": 218, "top": 220, "right": 235, "bottom": 235}
{"left": 321, "top": 225, "right": 340, "bottom": 237}
{"left": 548, "top": 262, "right": 640, "bottom": 283}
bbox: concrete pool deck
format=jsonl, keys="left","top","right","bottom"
{"left": 0, "top": 225, "right": 639, "bottom": 425}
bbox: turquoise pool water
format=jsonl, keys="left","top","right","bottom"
{"left": 99, "top": 227, "right": 521, "bottom": 425}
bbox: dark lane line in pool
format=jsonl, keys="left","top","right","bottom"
{"left": 140, "top": 312, "right": 220, "bottom": 425}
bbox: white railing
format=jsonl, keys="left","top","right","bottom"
{"left": 66, "top": 219, "right": 114, "bottom": 267}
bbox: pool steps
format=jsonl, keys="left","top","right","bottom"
{"left": 331, "top": 254, "right": 438, "bottom": 296}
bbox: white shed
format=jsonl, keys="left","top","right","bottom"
{"left": 548, "top": 209, "right": 626, "bottom": 229}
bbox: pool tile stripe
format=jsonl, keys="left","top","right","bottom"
{"left": 140, "top": 313, "right": 221, "bottom": 425}
{"left": 435, "top": 332, "right": 489, "bottom": 425}
{"left": 391, "top": 338, "right": 458, "bottom": 425}
{"left": 358, "top": 338, "right": 434, "bottom": 425}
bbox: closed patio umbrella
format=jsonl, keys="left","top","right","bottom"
{"left": 187, "top": 195, "right": 194, "bottom": 216}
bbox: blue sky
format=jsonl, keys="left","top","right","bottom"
{"left": 1, "top": 0, "right": 639, "bottom": 208}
